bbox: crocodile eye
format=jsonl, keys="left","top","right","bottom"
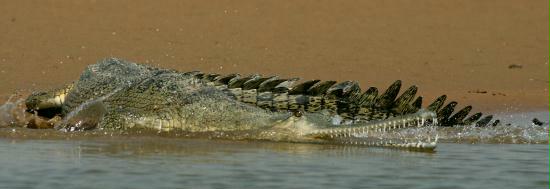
{"left": 292, "top": 110, "right": 303, "bottom": 117}
{"left": 25, "top": 92, "right": 48, "bottom": 110}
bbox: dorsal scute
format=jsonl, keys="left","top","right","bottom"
{"left": 204, "top": 73, "right": 221, "bottom": 82}
{"left": 287, "top": 80, "right": 320, "bottom": 95}
{"left": 407, "top": 96, "right": 423, "bottom": 114}
{"left": 307, "top": 80, "right": 337, "bottom": 96}
{"left": 475, "top": 115, "right": 493, "bottom": 127}
{"left": 463, "top": 112, "right": 483, "bottom": 125}
{"left": 258, "top": 77, "right": 287, "bottom": 92}
{"left": 243, "top": 76, "right": 273, "bottom": 90}
{"left": 358, "top": 87, "right": 379, "bottom": 107}
{"left": 427, "top": 95, "right": 447, "bottom": 112}
{"left": 326, "top": 81, "right": 361, "bottom": 99}
{"left": 374, "top": 80, "right": 402, "bottom": 109}
{"left": 393, "top": 85, "right": 418, "bottom": 114}
{"left": 272, "top": 78, "right": 300, "bottom": 93}
{"left": 228, "top": 74, "right": 261, "bottom": 88}
{"left": 437, "top": 101, "right": 458, "bottom": 125}
{"left": 193, "top": 70, "right": 493, "bottom": 126}
{"left": 215, "top": 73, "right": 240, "bottom": 85}
{"left": 446, "top": 105, "right": 472, "bottom": 125}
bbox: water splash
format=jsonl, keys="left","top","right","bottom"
{"left": 436, "top": 111, "right": 548, "bottom": 144}
{"left": 0, "top": 97, "right": 30, "bottom": 127}
{"left": 349, "top": 111, "right": 549, "bottom": 144}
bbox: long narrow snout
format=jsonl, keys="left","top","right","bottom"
{"left": 305, "top": 110, "right": 439, "bottom": 151}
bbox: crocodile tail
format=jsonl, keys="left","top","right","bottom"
{"left": 424, "top": 95, "right": 497, "bottom": 127}
{"left": 208, "top": 75, "right": 403, "bottom": 122}
{"left": 201, "top": 73, "right": 497, "bottom": 126}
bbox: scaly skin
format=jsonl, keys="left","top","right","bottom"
{"left": 24, "top": 58, "right": 496, "bottom": 151}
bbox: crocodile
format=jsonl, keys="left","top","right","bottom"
{"left": 24, "top": 58, "right": 498, "bottom": 151}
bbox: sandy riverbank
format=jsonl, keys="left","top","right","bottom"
{"left": 0, "top": 0, "right": 548, "bottom": 113}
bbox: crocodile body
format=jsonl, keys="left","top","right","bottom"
{"left": 24, "top": 58, "right": 497, "bottom": 150}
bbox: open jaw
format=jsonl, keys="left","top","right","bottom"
{"left": 296, "top": 110, "right": 439, "bottom": 151}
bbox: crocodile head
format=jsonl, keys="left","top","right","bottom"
{"left": 259, "top": 110, "right": 439, "bottom": 151}
{"left": 25, "top": 83, "right": 73, "bottom": 118}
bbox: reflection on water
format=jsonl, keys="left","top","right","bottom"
{"left": 0, "top": 137, "right": 547, "bottom": 189}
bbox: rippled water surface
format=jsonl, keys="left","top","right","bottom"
{"left": 0, "top": 136, "right": 548, "bottom": 189}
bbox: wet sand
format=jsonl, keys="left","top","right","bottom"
{"left": 0, "top": 0, "right": 548, "bottom": 113}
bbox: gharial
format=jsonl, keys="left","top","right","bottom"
{"left": 23, "top": 58, "right": 499, "bottom": 151}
